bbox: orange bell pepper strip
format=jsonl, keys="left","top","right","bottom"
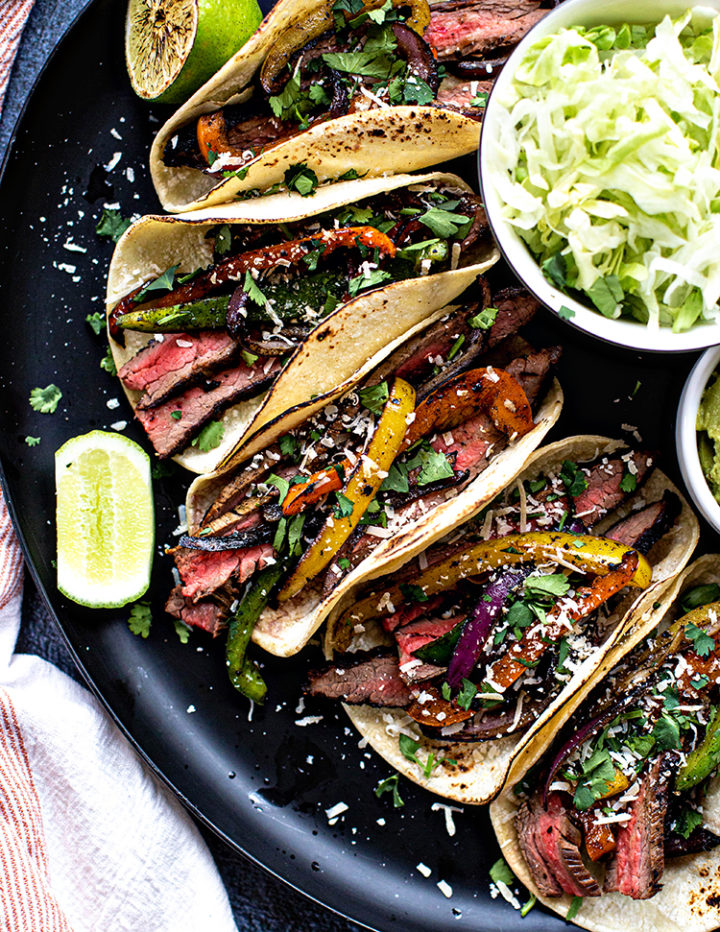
{"left": 402, "top": 366, "right": 534, "bottom": 448}
{"left": 281, "top": 459, "right": 354, "bottom": 517}
{"left": 278, "top": 377, "right": 415, "bottom": 601}
{"left": 487, "top": 551, "right": 641, "bottom": 692}
{"left": 405, "top": 684, "right": 474, "bottom": 727}
{"left": 577, "top": 811, "right": 617, "bottom": 862}
{"left": 109, "top": 226, "right": 396, "bottom": 341}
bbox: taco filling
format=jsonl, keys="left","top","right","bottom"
{"left": 513, "top": 580, "right": 720, "bottom": 901}
{"left": 308, "top": 449, "right": 680, "bottom": 742}
{"left": 162, "top": 0, "right": 554, "bottom": 175}
{"left": 112, "top": 181, "right": 489, "bottom": 458}
{"left": 165, "top": 284, "right": 560, "bottom": 698}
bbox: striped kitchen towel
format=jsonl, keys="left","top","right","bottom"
{"left": 0, "top": 486, "right": 239, "bottom": 931}
{"left": 0, "top": 0, "right": 35, "bottom": 111}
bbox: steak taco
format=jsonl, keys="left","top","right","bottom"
{"left": 165, "top": 283, "right": 563, "bottom": 701}
{"left": 310, "top": 436, "right": 698, "bottom": 804}
{"left": 151, "top": 0, "right": 553, "bottom": 212}
{"left": 107, "top": 172, "right": 496, "bottom": 472}
{"left": 491, "top": 554, "right": 720, "bottom": 930}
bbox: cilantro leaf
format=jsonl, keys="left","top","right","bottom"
{"left": 619, "top": 471, "right": 637, "bottom": 493}
{"left": 128, "top": 601, "right": 152, "bottom": 638}
{"left": 133, "top": 265, "right": 179, "bottom": 304}
{"left": 405, "top": 443, "right": 455, "bottom": 487}
{"left": 279, "top": 435, "right": 299, "bottom": 458}
{"left": 457, "top": 678, "right": 477, "bottom": 711}
{"left": 418, "top": 206, "right": 472, "bottom": 239}
{"left": 400, "top": 583, "right": 428, "bottom": 604}
{"left": 96, "top": 207, "right": 132, "bottom": 242}
{"left": 334, "top": 491, "right": 354, "bottom": 518}
{"left": 322, "top": 50, "right": 394, "bottom": 79}
{"left": 566, "top": 896, "right": 582, "bottom": 921}
{"left": 402, "top": 77, "right": 435, "bottom": 104}
{"left": 191, "top": 420, "right": 224, "bottom": 453}
{"left": 348, "top": 268, "right": 392, "bottom": 296}
{"left": 375, "top": 773, "right": 404, "bottom": 807}
{"left": 284, "top": 163, "right": 319, "bottom": 197}
{"left": 173, "top": 619, "right": 191, "bottom": 644}
{"left": 652, "top": 714, "right": 681, "bottom": 750}
{"left": 525, "top": 573, "right": 570, "bottom": 600}
{"left": 673, "top": 806, "right": 703, "bottom": 839}
{"left": 560, "top": 459, "right": 588, "bottom": 497}
{"left": 558, "top": 304, "right": 575, "bottom": 321}
{"left": 100, "top": 348, "right": 117, "bottom": 376}
{"left": 468, "top": 306, "right": 498, "bottom": 330}
{"left": 243, "top": 270, "right": 268, "bottom": 307}
{"left": 380, "top": 461, "right": 409, "bottom": 494}
{"left": 358, "top": 382, "right": 389, "bottom": 415}
{"left": 489, "top": 857, "right": 515, "bottom": 887}
{"left": 399, "top": 733, "right": 421, "bottom": 763}
{"left": 685, "top": 621, "right": 716, "bottom": 659}
{"left": 338, "top": 557, "right": 350, "bottom": 570}
{"left": 86, "top": 311, "right": 105, "bottom": 335}
{"left": 682, "top": 584, "right": 720, "bottom": 614}
{"left": 241, "top": 350, "right": 259, "bottom": 367}
{"left": 25, "top": 436, "right": 41, "bottom": 447}
{"left": 471, "top": 91, "right": 489, "bottom": 108}
{"left": 214, "top": 224, "right": 232, "bottom": 255}
{"left": 29, "top": 384, "right": 62, "bottom": 414}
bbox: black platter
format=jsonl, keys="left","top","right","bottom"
{"left": 0, "top": 1, "right": 712, "bottom": 930}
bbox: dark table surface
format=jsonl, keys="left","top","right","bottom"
{"left": 1, "top": 1, "right": 360, "bottom": 929}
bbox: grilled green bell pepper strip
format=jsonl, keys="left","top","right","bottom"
{"left": 226, "top": 563, "right": 284, "bottom": 701}
{"left": 676, "top": 704, "right": 720, "bottom": 791}
{"left": 117, "top": 296, "right": 230, "bottom": 332}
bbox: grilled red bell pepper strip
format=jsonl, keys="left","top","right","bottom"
{"left": 281, "top": 459, "right": 354, "bottom": 517}
{"left": 487, "top": 551, "right": 641, "bottom": 692}
{"left": 109, "top": 226, "right": 397, "bottom": 341}
{"left": 278, "top": 377, "right": 415, "bottom": 601}
{"left": 402, "top": 366, "right": 534, "bottom": 448}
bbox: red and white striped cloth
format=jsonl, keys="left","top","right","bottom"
{"left": 0, "top": 0, "right": 35, "bottom": 111}
{"left": 0, "top": 487, "right": 238, "bottom": 930}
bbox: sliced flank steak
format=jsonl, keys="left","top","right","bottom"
{"left": 573, "top": 451, "right": 654, "bottom": 527}
{"left": 135, "top": 356, "right": 283, "bottom": 458}
{"left": 427, "top": 0, "right": 548, "bottom": 61}
{"left": 165, "top": 587, "right": 227, "bottom": 636}
{"left": 305, "top": 649, "right": 412, "bottom": 707}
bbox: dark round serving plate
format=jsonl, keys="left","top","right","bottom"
{"left": 0, "top": 2, "right": 713, "bottom": 930}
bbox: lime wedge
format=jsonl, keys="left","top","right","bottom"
{"left": 55, "top": 431, "right": 154, "bottom": 608}
{"left": 125, "top": 0, "right": 262, "bottom": 105}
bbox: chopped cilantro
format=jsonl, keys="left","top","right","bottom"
{"left": 405, "top": 443, "right": 455, "bottom": 487}
{"left": 100, "top": 348, "right": 117, "bottom": 376}
{"left": 191, "top": 420, "right": 224, "bottom": 453}
{"left": 558, "top": 304, "right": 575, "bottom": 321}
{"left": 691, "top": 674, "right": 709, "bottom": 690}
{"left": 560, "top": 459, "right": 588, "bottom": 497}
{"left": 619, "top": 471, "right": 637, "bottom": 493}
{"left": 652, "top": 714, "right": 681, "bottom": 750}
{"left": 521, "top": 893, "right": 536, "bottom": 917}
{"left": 358, "top": 381, "right": 389, "bottom": 415}
{"left": 418, "top": 205, "right": 472, "bottom": 239}
{"left": 96, "top": 207, "right": 132, "bottom": 242}
{"left": 685, "top": 621, "right": 715, "bottom": 658}
{"left": 243, "top": 270, "right": 267, "bottom": 307}
{"left": 400, "top": 583, "right": 428, "bottom": 604}
{"left": 287, "top": 513, "right": 306, "bottom": 556}
{"left": 85, "top": 311, "right": 105, "bottom": 335}
{"left": 489, "top": 857, "right": 514, "bottom": 887}
{"left": 375, "top": 773, "right": 404, "bottom": 807}
{"left": 25, "top": 436, "right": 40, "bottom": 447}
{"left": 241, "top": 350, "right": 259, "bottom": 367}
{"left": 456, "top": 678, "right": 477, "bottom": 711}
{"left": 207, "top": 146, "right": 218, "bottom": 166}
{"left": 380, "top": 461, "right": 409, "bottom": 494}
{"left": 279, "top": 435, "right": 299, "bottom": 458}
{"left": 682, "top": 583, "right": 720, "bottom": 614}
{"left": 338, "top": 557, "right": 351, "bottom": 570}
{"left": 173, "top": 618, "right": 191, "bottom": 644}
{"left": 133, "top": 265, "right": 179, "bottom": 304}
{"left": 284, "top": 163, "right": 319, "bottom": 197}
{"left": 632, "top": 379, "right": 641, "bottom": 397}
{"left": 441, "top": 681, "right": 452, "bottom": 701}
{"left": 267, "top": 473, "right": 291, "bottom": 503}
{"left": 334, "top": 491, "right": 354, "bottom": 518}
{"left": 128, "top": 601, "right": 152, "bottom": 638}
{"left": 170, "top": 410, "right": 182, "bottom": 421}
{"left": 448, "top": 335, "right": 465, "bottom": 361}
{"left": 323, "top": 293, "right": 340, "bottom": 316}
{"left": 29, "top": 384, "right": 62, "bottom": 414}
{"left": 674, "top": 806, "right": 703, "bottom": 839}
{"left": 468, "top": 306, "right": 498, "bottom": 330}
{"left": 573, "top": 747, "right": 616, "bottom": 810}
{"left": 214, "top": 224, "right": 232, "bottom": 255}
{"left": 402, "top": 76, "right": 435, "bottom": 104}
{"left": 399, "top": 733, "right": 421, "bottom": 763}
{"left": 348, "top": 267, "right": 392, "bottom": 296}
{"left": 471, "top": 91, "right": 488, "bottom": 108}
{"left": 525, "top": 573, "right": 570, "bottom": 600}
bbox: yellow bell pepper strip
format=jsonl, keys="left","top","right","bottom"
{"left": 281, "top": 459, "right": 354, "bottom": 517}
{"left": 335, "top": 532, "right": 652, "bottom": 637}
{"left": 402, "top": 367, "right": 534, "bottom": 450}
{"left": 258, "top": 0, "right": 431, "bottom": 95}
{"left": 487, "top": 551, "right": 641, "bottom": 692}
{"left": 277, "top": 377, "right": 416, "bottom": 601}
{"left": 578, "top": 811, "right": 617, "bottom": 862}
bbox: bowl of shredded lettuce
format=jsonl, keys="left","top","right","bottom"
{"left": 479, "top": 0, "right": 720, "bottom": 351}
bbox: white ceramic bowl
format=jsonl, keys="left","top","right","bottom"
{"left": 478, "top": 0, "right": 720, "bottom": 353}
{"left": 677, "top": 346, "right": 720, "bottom": 534}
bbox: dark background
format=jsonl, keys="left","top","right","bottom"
{"left": 1, "top": 1, "right": 359, "bottom": 929}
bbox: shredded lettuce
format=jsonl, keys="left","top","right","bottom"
{"left": 489, "top": 9, "right": 720, "bottom": 331}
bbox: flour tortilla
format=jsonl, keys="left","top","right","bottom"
{"left": 491, "top": 553, "right": 720, "bottom": 932}
{"left": 149, "top": 0, "right": 482, "bottom": 212}
{"left": 107, "top": 171, "right": 497, "bottom": 473}
{"left": 322, "top": 436, "right": 699, "bottom": 805}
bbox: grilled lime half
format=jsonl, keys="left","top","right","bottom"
{"left": 56, "top": 431, "right": 154, "bottom": 608}
{"left": 125, "top": 0, "right": 262, "bottom": 105}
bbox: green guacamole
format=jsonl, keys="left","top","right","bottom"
{"left": 697, "top": 370, "right": 720, "bottom": 502}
